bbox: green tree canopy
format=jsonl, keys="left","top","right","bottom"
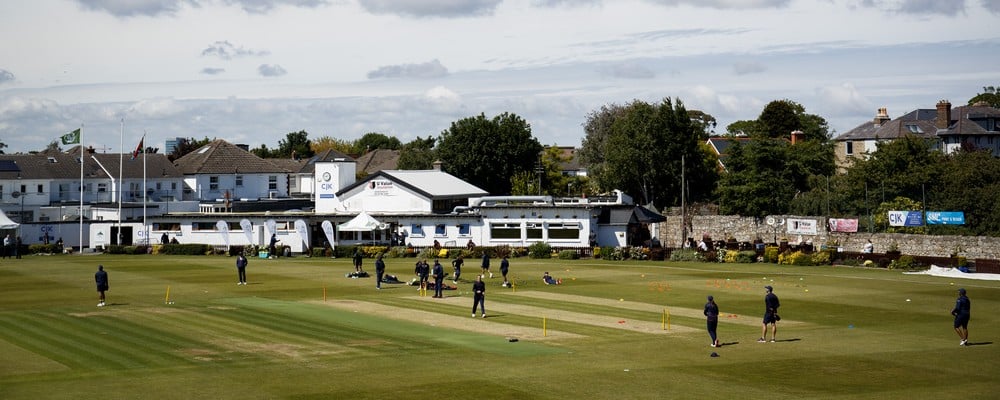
{"left": 397, "top": 136, "right": 437, "bottom": 170}
{"left": 968, "top": 85, "right": 1000, "bottom": 108}
{"left": 582, "top": 98, "right": 717, "bottom": 210}
{"left": 436, "top": 112, "right": 542, "bottom": 195}
{"left": 169, "top": 137, "right": 213, "bottom": 161}
{"left": 356, "top": 132, "right": 402, "bottom": 153}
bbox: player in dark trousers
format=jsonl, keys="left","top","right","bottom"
{"left": 500, "top": 255, "right": 510, "bottom": 287}
{"left": 481, "top": 252, "right": 492, "bottom": 278}
{"left": 235, "top": 253, "right": 248, "bottom": 285}
{"left": 353, "top": 248, "right": 364, "bottom": 273}
{"left": 451, "top": 255, "right": 464, "bottom": 284}
{"left": 704, "top": 295, "right": 720, "bottom": 347}
{"left": 375, "top": 253, "right": 386, "bottom": 290}
{"left": 952, "top": 288, "right": 971, "bottom": 346}
{"left": 432, "top": 259, "right": 445, "bottom": 298}
{"left": 95, "top": 265, "right": 109, "bottom": 307}
{"left": 758, "top": 285, "right": 780, "bottom": 342}
{"left": 414, "top": 259, "right": 429, "bottom": 292}
{"left": 472, "top": 275, "right": 486, "bottom": 318}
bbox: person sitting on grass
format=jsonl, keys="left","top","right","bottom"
{"left": 542, "top": 271, "right": 562, "bottom": 285}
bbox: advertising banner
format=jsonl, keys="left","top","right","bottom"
{"left": 926, "top": 211, "right": 965, "bottom": 225}
{"left": 216, "top": 220, "right": 230, "bottom": 247}
{"left": 240, "top": 219, "right": 254, "bottom": 244}
{"left": 786, "top": 218, "right": 817, "bottom": 235}
{"left": 888, "top": 211, "right": 923, "bottom": 227}
{"left": 827, "top": 218, "right": 859, "bottom": 233}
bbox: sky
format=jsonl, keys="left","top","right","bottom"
{"left": 0, "top": 0, "right": 998, "bottom": 155}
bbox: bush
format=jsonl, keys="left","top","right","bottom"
{"left": 28, "top": 244, "right": 62, "bottom": 254}
{"left": 889, "top": 255, "right": 919, "bottom": 270}
{"left": 669, "top": 249, "right": 703, "bottom": 262}
{"left": 628, "top": 247, "right": 649, "bottom": 260}
{"left": 528, "top": 242, "right": 552, "bottom": 259}
{"left": 763, "top": 246, "right": 780, "bottom": 263}
{"left": 723, "top": 250, "right": 738, "bottom": 263}
{"left": 648, "top": 247, "right": 665, "bottom": 261}
{"left": 735, "top": 250, "right": 756, "bottom": 263}
{"left": 311, "top": 247, "right": 326, "bottom": 257}
{"left": 159, "top": 243, "right": 211, "bottom": 255}
{"left": 598, "top": 246, "right": 616, "bottom": 259}
{"left": 558, "top": 249, "right": 579, "bottom": 260}
{"left": 779, "top": 251, "right": 813, "bottom": 266}
{"left": 811, "top": 251, "right": 832, "bottom": 266}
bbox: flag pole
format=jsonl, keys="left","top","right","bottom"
{"left": 79, "top": 124, "right": 84, "bottom": 253}
{"left": 142, "top": 131, "right": 147, "bottom": 247}
{"left": 118, "top": 118, "right": 123, "bottom": 246}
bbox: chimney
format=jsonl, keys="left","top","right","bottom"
{"left": 936, "top": 100, "right": 952, "bottom": 130}
{"left": 790, "top": 130, "right": 805, "bottom": 145}
{"left": 874, "top": 107, "right": 890, "bottom": 127}
{"left": 432, "top": 160, "right": 443, "bottom": 171}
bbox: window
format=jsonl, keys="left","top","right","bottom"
{"left": 289, "top": 178, "right": 297, "bottom": 190}
{"left": 193, "top": 222, "right": 216, "bottom": 230}
{"left": 153, "top": 223, "right": 181, "bottom": 231}
{"left": 171, "top": 182, "right": 177, "bottom": 190}
{"left": 236, "top": 175, "right": 243, "bottom": 187}
{"left": 36, "top": 184, "right": 43, "bottom": 194}
{"left": 490, "top": 223, "right": 520, "bottom": 240}
{"left": 156, "top": 182, "right": 162, "bottom": 190}
{"left": 548, "top": 223, "right": 581, "bottom": 240}
{"left": 269, "top": 176, "right": 278, "bottom": 190}
{"left": 209, "top": 176, "right": 219, "bottom": 190}
{"left": 526, "top": 222, "right": 543, "bottom": 239}
{"left": 845, "top": 142, "right": 853, "bottom": 155}
{"left": 458, "top": 224, "right": 471, "bottom": 236}
{"left": 434, "top": 224, "right": 447, "bottom": 236}
{"left": 411, "top": 224, "right": 425, "bottom": 237}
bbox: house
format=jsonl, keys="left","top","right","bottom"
{"left": 172, "top": 139, "right": 289, "bottom": 203}
{"left": 705, "top": 136, "right": 752, "bottom": 172}
{"left": 833, "top": 100, "right": 1000, "bottom": 170}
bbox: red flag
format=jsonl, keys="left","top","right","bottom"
{"left": 131, "top": 136, "right": 144, "bottom": 160}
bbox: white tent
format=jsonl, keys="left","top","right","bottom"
{"left": 337, "top": 211, "right": 381, "bottom": 232}
{"left": 0, "top": 209, "right": 19, "bottom": 230}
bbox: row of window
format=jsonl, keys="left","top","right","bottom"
{"left": 207, "top": 176, "right": 278, "bottom": 191}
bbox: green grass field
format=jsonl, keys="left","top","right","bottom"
{"left": 1, "top": 254, "right": 998, "bottom": 399}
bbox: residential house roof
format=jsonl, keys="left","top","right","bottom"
{"left": 937, "top": 104, "right": 1000, "bottom": 137}
{"left": 173, "top": 139, "right": 283, "bottom": 174}
{"left": 0, "top": 149, "right": 182, "bottom": 180}
{"left": 705, "top": 136, "right": 752, "bottom": 171}
{"left": 355, "top": 149, "right": 399, "bottom": 175}
{"left": 268, "top": 149, "right": 355, "bottom": 174}
{"left": 834, "top": 109, "right": 939, "bottom": 142}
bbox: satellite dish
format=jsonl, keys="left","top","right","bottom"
{"left": 11, "top": 191, "right": 20, "bottom": 199}
{"left": 765, "top": 217, "right": 775, "bottom": 226}
{"left": 378, "top": 223, "right": 388, "bottom": 230}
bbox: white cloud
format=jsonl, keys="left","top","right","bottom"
{"left": 201, "top": 41, "right": 270, "bottom": 60}
{"left": 814, "top": 83, "right": 874, "bottom": 117}
{"left": 357, "top": 0, "right": 503, "bottom": 17}
{"left": 599, "top": 62, "right": 656, "bottom": 79}
{"left": 201, "top": 67, "right": 226, "bottom": 75}
{"left": 257, "top": 64, "right": 287, "bottom": 77}
{"left": 983, "top": 0, "right": 1000, "bottom": 13}
{"left": 367, "top": 60, "right": 449, "bottom": 79}
{"left": 222, "top": 0, "right": 329, "bottom": 14}
{"left": 733, "top": 62, "right": 766, "bottom": 75}
{"left": 641, "top": 0, "right": 791, "bottom": 9}
{"left": 0, "top": 69, "right": 14, "bottom": 84}
{"left": 73, "top": 0, "right": 328, "bottom": 17}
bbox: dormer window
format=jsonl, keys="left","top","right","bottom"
{"left": 905, "top": 124, "right": 923, "bottom": 134}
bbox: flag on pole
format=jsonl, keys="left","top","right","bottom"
{"left": 61, "top": 128, "right": 81, "bottom": 145}
{"left": 131, "top": 135, "right": 145, "bottom": 160}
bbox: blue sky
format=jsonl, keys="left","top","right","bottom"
{"left": 1, "top": 0, "right": 998, "bottom": 154}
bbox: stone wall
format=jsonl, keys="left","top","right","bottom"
{"left": 658, "top": 214, "right": 1000, "bottom": 261}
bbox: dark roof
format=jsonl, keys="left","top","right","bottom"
{"left": 938, "top": 104, "right": 1000, "bottom": 137}
{"left": 173, "top": 139, "right": 283, "bottom": 174}
{"left": 597, "top": 206, "right": 665, "bottom": 225}
{"left": 706, "top": 136, "right": 752, "bottom": 171}
{"left": 355, "top": 149, "right": 399, "bottom": 175}
{"left": 834, "top": 109, "right": 939, "bottom": 141}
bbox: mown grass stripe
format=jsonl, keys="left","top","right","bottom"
{"left": 0, "top": 315, "right": 85, "bottom": 370}
{"left": 30, "top": 311, "right": 168, "bottom": 369}
{"left": 3, "top": 313, "right": 133, "bottom": 370}
{"left": 126, "top": 309, "right": 275, "bottom": 363}
{"left": 80, "top": 313, "right": 200, "bottom": 367}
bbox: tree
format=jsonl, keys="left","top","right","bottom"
{"left": 310, "top": 136, "right": 356, "bottom": 155}
{"left": 44, "top": 140, "right": 61, "bottom": 154}
{"left": 397, "top": 136, "right": 437, "bottom": 170}
{"left": 716, "top": 138, "right": 797, "bottom": 217}
{"left": 275, "top": 130, "right": 314, "bottom": 159}
{"left": 583, "top": 98, "right": 716, "bottom": 210}
{"left": 687, "top": 110, "right": 717, "bottom": 140}
{"left": 968, "top": 85, "right": 1000, "bottom": 108}
{"left": 436, "top": 112, "right": 542, "bottom": 195}
{"left": 169, "top": 137, "right": 213, "bottom": 161}
{"left": 356, "top": 132, "right": 402, "bottom": 153}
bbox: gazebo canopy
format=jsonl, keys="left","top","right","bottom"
{"left": 337, "top": 211, "right": 381, "bottom": 232}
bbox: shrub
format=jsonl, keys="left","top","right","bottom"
{"left": 599, "top": 246, "right": 616, "bottom": 259}
{"left": 558, "top": 249, "right": 579, "bottom": 260}
{"left": 629, "top": 247, "right": 649, "bottom": 260}
{"left": 418, "top": 247, "right": 438, "bottom": 260}
{"left": 811, "top": 251, "right": 832, "bottom": 266}
{"left": 779, "top": 251, "right": 813, "bottom": 266}
{"left": 648, "top": 247, "right": 665, "bottom": 261}
{"left": 160, "top": 243, "right": 211, "bottom": 255}
{"left": 669, "top": 249, "right": 703, "bottom": 262}
{"left": 387, "top": 246, "right": 408, "bottom": 258}
{"left": 528, "top": 242, "right": 552, "bottom": 259}
{"left": 763, "top": 246, "right": 780, "bottom": 263}
{"left": 723, "top": 250, "right": 738, "bottom": 263}
{"left": 28, "top": 244, "right": 62, "bottom": 254}
{"left": 735, "top": 250, "right": 756, "bottom": 263}
{"left": 889, "top": 255, "right": 919, "bottom": 270}
{"left": 361, "top": 246, "right": 388, "bottom": 258}
{"left": 311, "top": 247, "right": 326, "bottom": 257}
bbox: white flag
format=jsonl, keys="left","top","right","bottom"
{"left": 294, "top": 219, "right": 309, "bottom": 250}
{"left": 240, "top": 219, "right": 254, "bottom": 244}
{"left": 216, "top": 220, "right": 230, "bottom": 247}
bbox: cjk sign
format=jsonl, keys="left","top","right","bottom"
{"left": 888, "top": 211, "right": 924, "bottom": 227}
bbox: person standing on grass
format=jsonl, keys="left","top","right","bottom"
{"left": 353, "top": 248, "right": 364, "bottom": 273}
{"left": 759, "top": 285, "right": 780, "bottom": 343}
{"left": 95, "top": 265, "right": 109, "bottom": 307}
{"left": 481, "top": 252, "right": 492, "bottom": 278}
{"left": 472, "top": 275, "right": 486, "bottom": 318}
{"left": 952, "top": 288, "right": 971, "bottom": 346}
{"left": 415, "top": 259, "right": 430, "bottom": 292}
{"left": 375, "top": 253, "right": 386, "bottom": 290}
{"left": 500, "top": 255, "right": 510, "bottom": 287}
{"left": 235, "top": 253, "right": 248, "bottom": 285}
{"left": 451, "top": 255, "right": 464, "bottom": 284}
{"left": 432, "top": 259, "right": 445, "bottom": 298}
{"left": 704, "top": 295, "right": 720, "bottom": 347}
